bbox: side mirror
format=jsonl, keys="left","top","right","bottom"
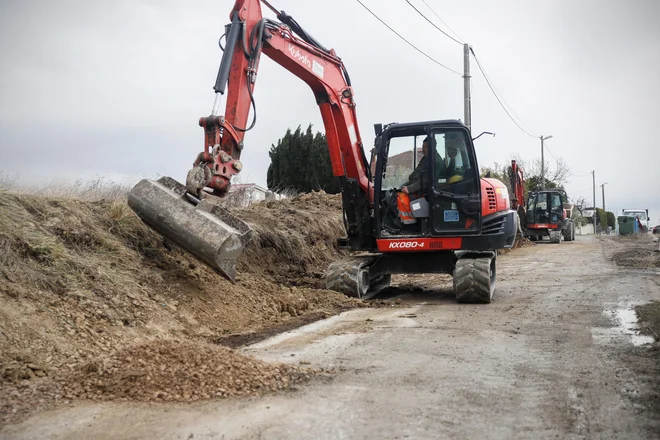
{"left": 472, "top": 131, "right": 496, "bottom": 141}
{"left": 374, "top": 123, "right": 383, "bottom": 136}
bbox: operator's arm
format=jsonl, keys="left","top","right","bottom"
{"left": 405, "top": 178, "right": 422, "bottom": 194}
{"left": 403, "top": 158, "right": 428, "bottom": 194}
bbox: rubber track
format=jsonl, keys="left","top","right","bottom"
{"left": 453, "top": 257, "right": 494, "bottom": 304}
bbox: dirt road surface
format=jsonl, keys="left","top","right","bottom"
{"left": 3, "top": 235, "right": 659, "bottom": 439}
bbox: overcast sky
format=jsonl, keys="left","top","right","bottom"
{"left": 1, "top": 0, "right": 658, "bottom": 223}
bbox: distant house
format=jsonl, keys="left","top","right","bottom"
{"left": 228, "top": 183, "right": 282, "bottom": 207}
{"left": 371, "top": 148, "right": 422, "bottom": 176}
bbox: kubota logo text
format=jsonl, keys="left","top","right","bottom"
{"left": 288, "top": 44, "right": 311, "bottom": 69}
{"left": 388, "top": 241, "right": 425, "bottom": 249}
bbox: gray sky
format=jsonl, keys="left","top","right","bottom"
{"left": 1, "top": 0, "right": 659, "bottom": 223}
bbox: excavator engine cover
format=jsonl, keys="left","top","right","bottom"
{"left": 127, "top": 176, "right": 252, "bottom": 282}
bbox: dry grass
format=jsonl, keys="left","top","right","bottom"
{"left": 0, "top": 174, "right": 131, "bottom": 202}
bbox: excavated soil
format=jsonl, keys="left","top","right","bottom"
{"left": 636, "top": 301, "right": 660, "bottom": 341}
{"left": 600, "top": 235, "right": 660, "bottom": 419}
{"left": 602, "top": 234, "right": 660, "bottom": 344}
{"left": 0, "top": 190, "right": 366, "bottom": 425}
{"left": 0, "top": 339, "right": 325, "bottom": 424}
{"left": 604, "top": 234, "right": 660, "bottom": 269}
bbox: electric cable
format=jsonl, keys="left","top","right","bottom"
{"left": 404, "top": 0, "right": 462, "bottom": 45}
{"left": 569, "top": 171, "right": 593, "bottom": 177}
{"left": 470, "top": 47, "right": 538, "bottom": 138}
{"left": 420, "top": 0, "right": 465, "bottom": 44}
{"left": 543, "top": 143, "right": 560, "bottom": 163}
{"left": 569, "top": 186, "right": 596, "bottom": 194}
{"left": 356, "top": 0, "right": 461, "bottom": 76}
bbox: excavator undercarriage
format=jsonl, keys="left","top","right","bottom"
{"left": 326, "top": 251, "right": 497, "bottom": 303}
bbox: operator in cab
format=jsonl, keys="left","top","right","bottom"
{"left": 397, "top": 136, "right": 444, "bottom": 225}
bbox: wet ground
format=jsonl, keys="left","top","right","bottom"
{"left": 2, "top": 235, "right": 659, "bottom": 439}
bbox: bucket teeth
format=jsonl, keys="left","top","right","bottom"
{"left": 127, "top": 176, "right": 252, "bottom": 282}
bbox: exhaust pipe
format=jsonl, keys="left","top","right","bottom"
{"left": 127, "top": 176, "right": 252, "bottom": 282}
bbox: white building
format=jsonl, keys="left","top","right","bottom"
{"left": 227, "top": 183, "right": 285, "bottom": 207}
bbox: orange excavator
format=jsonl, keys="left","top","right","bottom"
{"left": 128, "top": 0, "right": 518, "bottom": 303}
{"left": 508, "top": 160, "right": 575, "bottom": 243}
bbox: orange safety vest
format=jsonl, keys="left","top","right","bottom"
{"left": 396, "top": 192, "right": 417, "bottom": 224}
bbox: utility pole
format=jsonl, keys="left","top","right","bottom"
{"left": 540, "top": 135, "right": 553, "bottom": 190}
{"left": 592, "top": 170, "right": 596, "bottom": 209}
{"left": 601, "top": 182, "right": 608, "bottom": 212}
{"left": 463, "top": 43, "right": 471, "bottom": 131}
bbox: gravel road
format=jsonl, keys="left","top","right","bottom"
{"left": 3, "top": 235, "right": 659, "bottom": 439}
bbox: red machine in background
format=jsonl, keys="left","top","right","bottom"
{"left": 127, "top": 0, "right": 518, "bottom": 303}
{"left": 508, "top": 160, "right": 575, "bottom": 243}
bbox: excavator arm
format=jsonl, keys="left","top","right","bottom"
{"left": 509, "top": 160, "right": 526, "bottom": 236}
{"left": 128, "top": 0, "right": 374, "bottom": 282}
{"left": 509, "top": 160, "right": 525, "bottom": 211}
{"left": 189, "top": 0, "right": 371, "bottom": 199}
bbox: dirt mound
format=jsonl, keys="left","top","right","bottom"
{"left": 1, "top": 338, "right": 320, "bottom": 425}
{"left": 0, "top": 189, "right": 365, "bottom": 425}
{"left": 636, "top": 301, "right": 660, "bottom": 341}
{"left": 236, "top": 191, "right": 347, "bottom": 285}
{"left": 604, "top": 235, "right": 660, "bottom": 269}
{"left": 497, "top": 235, "right": 533, "bottom": 255}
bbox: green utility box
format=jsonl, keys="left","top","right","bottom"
{"left": 618, "top": 216, "right": 634, "bottom": 235}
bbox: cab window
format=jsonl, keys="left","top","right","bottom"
{"left": 432, "top": 130, "right": 477, "bottom": 194}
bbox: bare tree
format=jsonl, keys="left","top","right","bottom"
{"left": 523, "top": 157, "right": 571, "bottom": 191}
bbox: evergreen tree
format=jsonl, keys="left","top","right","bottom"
{"left": 267, "top": 124, "right": 340, "bottom": 194}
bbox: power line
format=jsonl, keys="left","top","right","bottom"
{"left": 355, "top": 0, "right": 462, "bottom": 76}
{"left": 569, "top": 171, "right": 593, "bottom": 178}
{"left": 570, "top": 186, "right": 596, "bottom": 194}
{"left": 472, "top": 55, "right": 538, "bottom": 137}
{"left": 404, "top": 5, "right": 561, "bottom": 173}
{"left": 404, "top": 0, "right": 462, "bottom": 45}
{"left": 543, "top": 142, "right": 560, "bottom": 163}
{"left": 470, "top": 47, "right": 538, "bottom": 138}
{"left": 420, "top": 0, "right": 465, "bottom": 44}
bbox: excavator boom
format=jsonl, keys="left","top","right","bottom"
{"left": 128, "top": 0, "right": 372, "bottom": 281}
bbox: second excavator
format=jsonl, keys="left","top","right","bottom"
{"left": 128, "top": 0, "right": 518, "bottom": 303}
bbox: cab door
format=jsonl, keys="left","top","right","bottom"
{"left": 429, "top": 128, "right": 481, "bottom": 235}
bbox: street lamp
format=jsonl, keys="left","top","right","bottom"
{"left": 540, "top": 135, "right": 553, "bottom": 190}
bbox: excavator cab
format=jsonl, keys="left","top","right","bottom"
{"left": 373, "top": 121, "right": 482, "bottom": 238}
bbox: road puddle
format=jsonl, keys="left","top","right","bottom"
{"left": 592, "top": 306, "right": 654, "bottom": 347}
{"left": 613, "top": 309, "right": 654, "bottom": 346}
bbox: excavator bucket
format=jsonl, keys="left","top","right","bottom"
{"left": 127, "top": 176, "right": 252, "bottom": 282}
